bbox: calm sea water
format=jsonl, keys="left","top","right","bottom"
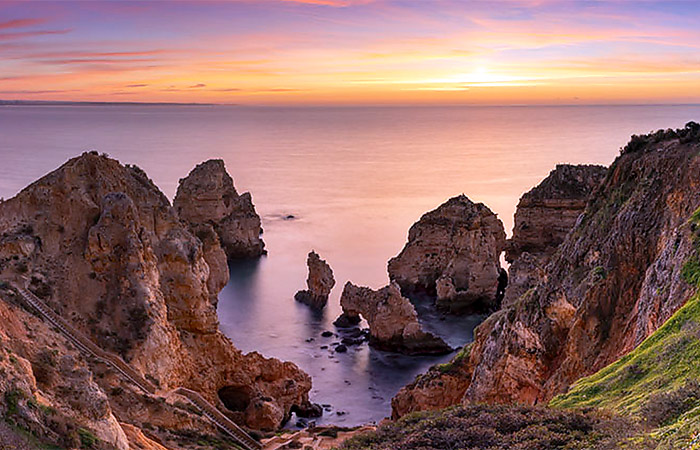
{"left": 2, "top": 104, "right": 699, "bottom": 426}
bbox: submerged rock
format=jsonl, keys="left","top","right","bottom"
{"left": 388, "top": 195, "right": 506, "bottom": 313}
{"left": 294, "top": 251, "right": 335, "bottom": 309}
{"left": 338, "top": 282, "right": 451, "bottom": 355}
{"left": 174, "top": 159, "right": 265, "bottom": 259}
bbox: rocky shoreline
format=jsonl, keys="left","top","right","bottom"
{"left": 1, "top": 122, "right": 700, "bottom": 449}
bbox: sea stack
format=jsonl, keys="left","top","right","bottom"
{"left": 0, "top": 153, "right": 312, "bottom": 437}
{"left": 503, "top": 164, "right": 607, "bottom": 306}
{"left": 392, "top": 124, "right": 700, "bottom": 419}
{"left": 295, "top": 250, "right": 335, "bottom": 309}
{"left": 174, "top": 159, "right": 266, "bottom": 259}
{"left": 338, "top": 281, "right": 451, "bottom": 355}
{"left": 388, "top": 194, "right": 506, "bottom": 313}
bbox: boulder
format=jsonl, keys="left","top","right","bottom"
{"left": 388, "top": 195, "right": 506, "bottom": 313}
{"left": 338, "top": 282, "right": 451, "bottom": 355}
{"left": 174, "top": 159, "right": 265, "bottom": 259}
{"left": 294, "top": 251, "right": 335, "bottom": 309}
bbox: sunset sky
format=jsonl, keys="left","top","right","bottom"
{"left": 1, "top": 0, "right": 700, "bottom": 105}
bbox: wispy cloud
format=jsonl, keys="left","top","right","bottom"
{"left": 0, "top": 18, "right": 47, "bottom": 30}
{"left": 0, "top": 29, "right": 71, "bottom": 41}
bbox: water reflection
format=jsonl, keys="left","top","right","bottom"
{"left": 218, "top": 252, "right": 480, "bottom": 427}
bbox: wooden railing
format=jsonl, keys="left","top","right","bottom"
{"left": 7, "top": 283, "right": 262, "bottom": 450}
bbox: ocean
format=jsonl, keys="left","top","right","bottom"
{"left": 2, "top": 103, "right": 699, "bottom": 426}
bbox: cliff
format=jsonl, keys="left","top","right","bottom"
{"left": 0, "top": 153, "right": 312, "bottom": 448}
{"left": 503, "top": 164, "right": 607, "bottom": 306}
{"left": 506, "top": 164, "right": 607, "bottom": 262}
{"left": 551, "top": 252, "right": 700, "bottom": 448}
{"left": 174, "top": 159, "right": 265, "bottom": 259}
{"left": 388, "top": 195, "right": 506, "bottom": 313}
{"left": 393, "top": 123, "right": 700, "bottom": 419}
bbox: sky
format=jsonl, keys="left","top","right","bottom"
{"left": 1, "top": 0, "right": 700, "bottom": 105}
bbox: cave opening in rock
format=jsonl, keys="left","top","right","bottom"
{"left": 217, "top": 386, "right": 251, "bottom": 412}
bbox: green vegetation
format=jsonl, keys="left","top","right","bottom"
{"left": 435, "top": 344, "right": 471, "bottom": 374}
{"left": 682, "top": 259, "right": 700, "bottom": 287}
{"left": 592, "top": 266, "right": 607, "bottom": 281}
{"left": 621, "top": 122, "right": 700, "bottom": 155}
{"left": 4, "top": 388, "right": 24, "bottom": 416}
{"left": 550, "top": 289, "right": 700, "bottom": 447}
{"left": 78, "top": 428, "right": 97, "bottom": 448}
{"left": 336, "top": 405, "right": 649, "bottom": 450}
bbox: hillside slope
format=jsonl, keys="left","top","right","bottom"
{"left": 393, "top": 122, "right": 700, "bottom": 417}
{"left": 551, "top": 209, "right": 700, "bottom": 448}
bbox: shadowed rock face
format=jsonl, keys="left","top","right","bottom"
{"left": 0, "top": 153, "right": 310, "bottom": 435}
{"left": 503, "top": 164, "right": 607, "bottom": 307}
{"left": 174, "top": 159, "right": 265, "bottom": 259}
{"left": 506, "top": 164, "right": 607, "bottom": 262}
{"left": 388, "top": 195, "right": 506, "bottom": 313}
{"left": 295, "top": 251, "right": 335, "bottom": 309}
{"left": 339, "top": 282, "right": 452, "bottom": 355}
{"left": 392, "top": 126, "right": 700, "bottom": 418}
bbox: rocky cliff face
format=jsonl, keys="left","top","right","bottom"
{"left": 0, "top": 153, "right": 311, "bottom": 446}
{"left": 0, "top": 290, "right": 129, "bottom": 449}
{"left": 174, "top": 159, "right": 265, "bottom": 259}
{"left": 388, "top": 195, "right": 506, "bottom": 313}
{"left": 503, "top": 164, "right": 606, "bottom": 306}
{"left": 338, "top": 282, "right": 451, "bottom": 355}
{"left": 295, "top": 251, "right": 335, "bottom": 309}
{"left": 393, "top": 124, "right": 700, "bottom": 418}
{"left": 506, "top": 164, "right": 607, "bottom": 262}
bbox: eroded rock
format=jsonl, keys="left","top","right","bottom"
{"left": 388, "top": 195, "right": 506, "bottom": 313}
{"left": 503, "top": 164, "right": 606, "bottom": 307}
{"left": 295, "top": 251, "right": 335, "bottom": 309}
{"left": 391, "top": 125, "right": 700, "bottom": 418}
{"left": 0, "top": 153, "right": 310, "bottom": 436}
{"left": 174, "top": 159, "right": 265, "bottom": 259}
{"left": 338, "top": 282, "right": 451, "bottom": 355}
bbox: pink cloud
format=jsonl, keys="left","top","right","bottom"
{"left": 0, "top": 29, "right": 71, "bottom": 41}
{"left": 0, "top": 18, "right": 47, "bottom": 30}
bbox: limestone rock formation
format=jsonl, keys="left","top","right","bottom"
{"left": 338, "top": 282, "right": 451, "bottom": 355}
{"left": 294, "top": 251, "right": 335, "bottom": 309}
{"left": 503, "top": 164, "right": 606, "bottom": 306}
{"left": 0, "top": 287, "right": 129, "bottom": 449}
{"left": 506, "top": 164, "right": 607, "bottom": 262}
{"left": 174, "top": 159, "right": 265, "bottom": 259}
{"left": 388, "top": 195, "right": 506, "bottom": 313}
{"left": 391, "top": 123, "right": 700, "bottom": 418}
{"left": 0, "top": 153, "right": 312, "bottom": 442}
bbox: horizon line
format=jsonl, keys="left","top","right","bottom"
{"left": 3, "top": 99, "right": 700, "bottom": 109}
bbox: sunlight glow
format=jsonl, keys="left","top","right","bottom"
{"left": 0, "top": 0, "right": 699, "bottom": 104}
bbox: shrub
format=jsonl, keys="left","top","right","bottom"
{"left": 32, "top": 349, "right": 58, "bottom": 387}
{"left": 641, "top": 380, "right": 700, "bottom": 427}
{"left": 682, "top": 258, "right": 700, "bottom": 287}
{"left": 78, "top": 428, "right": 97, "bottom": 448}
{"left": 4, "top": 388, "right": 24, "bottom": 415}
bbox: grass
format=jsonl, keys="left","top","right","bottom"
{"left": 550, "top": 288, "right": 700, "bottom": 448}
{"left": 435, "top": 344, "right": 471, "bottom": 374}
{"left": 548, "top": 208, "right": 700, "bottom": 448}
